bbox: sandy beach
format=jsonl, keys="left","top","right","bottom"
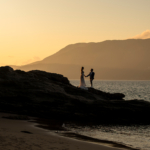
{"left": 0, "top": 113, "right": 129, "bottom": 150}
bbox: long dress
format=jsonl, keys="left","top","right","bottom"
{"left": 79, "top": 71, "right": 88, "bottom": 90}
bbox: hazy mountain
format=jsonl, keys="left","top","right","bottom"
{"left": 12, "top": 39, "right": 150, "bottom": 80}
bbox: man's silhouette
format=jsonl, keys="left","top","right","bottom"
{"left": 86, "top": 69, "right": 95, "bottom": 87}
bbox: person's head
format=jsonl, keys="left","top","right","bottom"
{"left": 91, "top": 68, "right": 93, "bottom": 72}
{"left": 81, "top": 67, "right": 84, "bottom": 72}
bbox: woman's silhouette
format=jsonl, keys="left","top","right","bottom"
{"left": 79, "top": 67, "right": 88, "bottom": 90}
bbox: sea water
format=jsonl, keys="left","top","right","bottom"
{"left": 70, "top": 80, "right": 150, "bottom": 101}
{"left": 69, "top": 80, "right": 150, "bottom": 150}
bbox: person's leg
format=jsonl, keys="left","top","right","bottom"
{"left": 90, "top": 79, "right": 93, "bottom": 87}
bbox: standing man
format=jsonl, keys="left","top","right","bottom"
{"left": 86, "top": 69, "right": 95, "bottom": 87}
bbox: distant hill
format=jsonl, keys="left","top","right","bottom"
{"left": 11, "top": 39, "right": 150, "bottom": 80}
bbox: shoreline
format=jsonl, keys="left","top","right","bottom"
{"left": 0, "top": 112, "right": 139, "bottom": 150}
{"left": 33, "top": 118, "right": 139, "bottom": 150}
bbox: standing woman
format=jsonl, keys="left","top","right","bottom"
{"left": 79, "top": 67, "right": 87, "bottom": 90}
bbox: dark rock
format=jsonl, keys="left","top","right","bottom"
{"left": 0, "top": 66, "right": 150, "bottom": 125}
{"left": 21, "top": 131, "right": 32, "bottom": 134}
{"left": 88, "top": 88, "right": 125, "bottom": 100}
{"left": 0, "top": 66, "right": 14, "bottom": 73}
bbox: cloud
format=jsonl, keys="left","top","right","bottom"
{"left": 33, "top": 56, "right": 40, "bottom": 61}
{"left": 22, "top": 56, "right": 41, "bottom": 65}
{"left": 22, "top": 59, "right": 33, "bottom": 65}
{"left": 131, "top": 30, "right": 150, "bottom": 39}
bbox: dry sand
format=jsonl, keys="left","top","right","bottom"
{"left": 0, "top": 113, "right": 129, "bottom": 150}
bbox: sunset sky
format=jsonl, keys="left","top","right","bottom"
{"left": 0, "top": 0, "right": 150, "bottom": 66}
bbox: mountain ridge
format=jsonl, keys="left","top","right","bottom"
{"left": 11, "top": 39, "right": 150, "bottom": 80}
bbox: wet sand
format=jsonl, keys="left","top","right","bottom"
{"left": 0, "top": 113, "right": 137, "bottom": 150}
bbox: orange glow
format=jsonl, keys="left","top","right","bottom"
{"left": 0, "top": 0, "right": 150, "bottom": 66}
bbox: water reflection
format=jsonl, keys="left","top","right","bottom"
{"left": 65, "top": 124, "right": 150, "bottom": 150}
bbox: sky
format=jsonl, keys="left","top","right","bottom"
{"left": 0, "top": 0, "right": 150, "bottom": 66}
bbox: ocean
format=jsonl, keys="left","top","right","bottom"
{"left": 68, "top": 80, "right": 150, "bottom": 150}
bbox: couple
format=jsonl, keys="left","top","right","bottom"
{"left": 79, "top": 67, "right": 95, "bottom": 90}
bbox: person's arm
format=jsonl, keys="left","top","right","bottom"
{"left": 86, "top": 72, "right": 91, "bottom": 77}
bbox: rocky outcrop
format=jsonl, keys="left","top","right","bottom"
{"left": 0, "top": 66, "right": 150, "bottom": 125}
